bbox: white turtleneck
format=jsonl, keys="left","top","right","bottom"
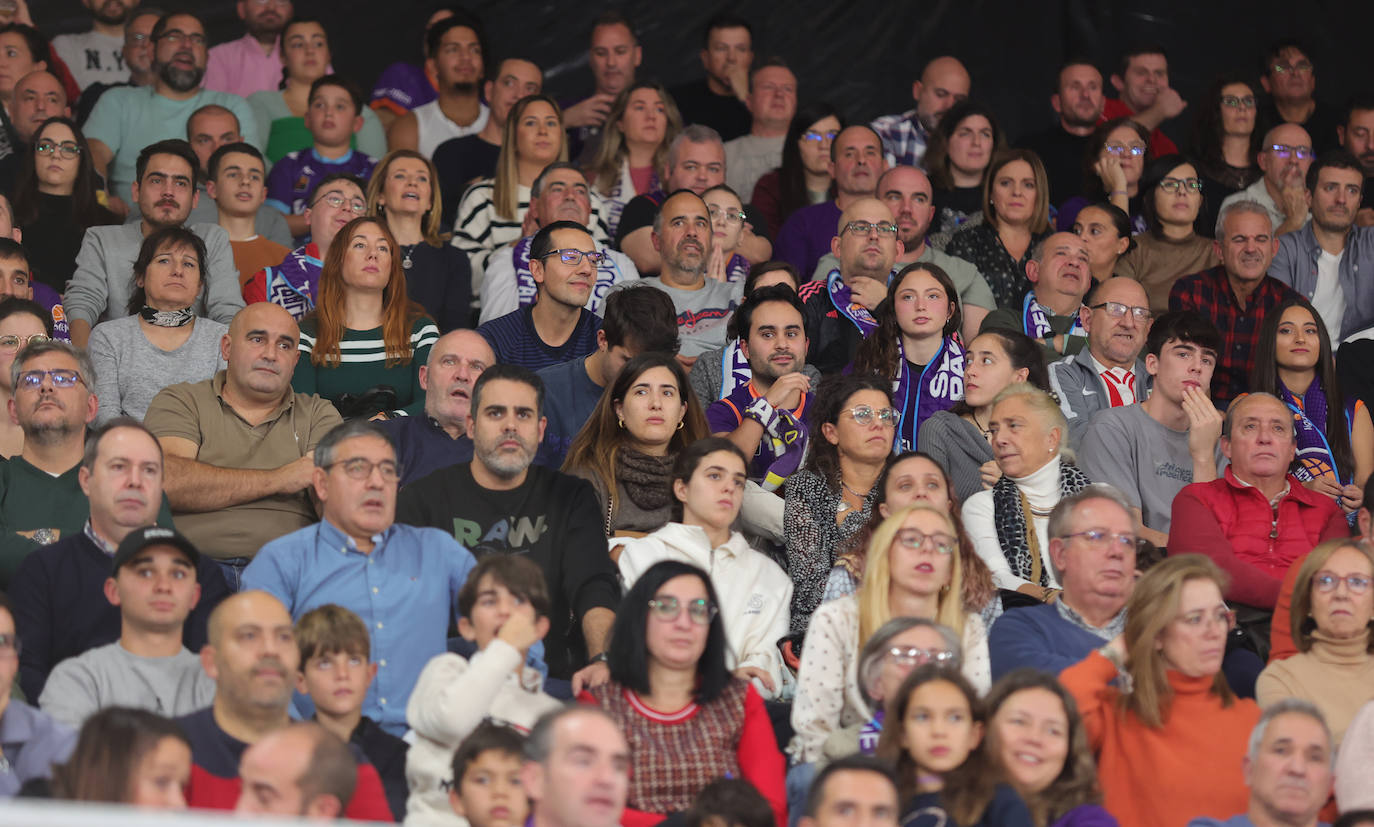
{"left": 961, "top": 455, "right": 1064, "bottom": 590}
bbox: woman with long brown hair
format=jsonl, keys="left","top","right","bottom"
{"left": 52, "top": 706, "right": 191, "bottom": 808}
{"left": 584, "top": 80, "right": 681, "bottom": 238}
{"left": 945, "top": 149, "right": 1053, "bottom": 310}
{"left": 292, "top": 215, "right": 438, "bottom": 418}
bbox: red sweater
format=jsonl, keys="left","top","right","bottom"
{"left": 1061, "top": 651, "right": 1260, "bottom": 827}
{"left": 1169, "top": 469, "right": 1348, "bottom": 607}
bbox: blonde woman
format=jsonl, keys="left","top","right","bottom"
{"left": 584, "top": 81, "right": 681, "bottom": 238}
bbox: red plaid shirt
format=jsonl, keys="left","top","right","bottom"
{"left": 1169, "top": 265, "right": 1298, "bottom": 409}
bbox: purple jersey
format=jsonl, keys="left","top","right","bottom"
{"left": 265, "top": 149, "right": 377, "bottom": 216}
{"left": 369, "top": 61, "right": 437, "bottom": 115}
{"left": 705, "top": 380, "right": 812, "bottom": 486}
{"left": 242, "top": 243, "right": 322, "bottom": 320}
{"left": 30, "top": 281, "right": 70, "bottom": 341}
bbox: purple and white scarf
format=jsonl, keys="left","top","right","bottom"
{"left": 718, "top": 339, "right": 752, "bottom": 400}
{"left": 725, "top": 253, "right": 750, "bottom": 283}
{"left": 1279, "top": 378, "right": 1357, "bottom": 485}
{"left": 893, "top": 336, "right": 965, "bottom": 453}
{"left": 826, "top": 268, "right": 879, "bottom": 336}
{"left": 1022, "top": 292, "right": 1085, "bottom": 340}
{"left": 512, "top": 236, "right": 622, "bottom": 316}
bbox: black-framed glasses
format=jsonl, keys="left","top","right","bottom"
{"left": 1104, "top": 143, "right": 1146, "bottom": 157}
{"left": 894, "top": 528, "right": 957, "bottom": 555}
{"left": 0, "top": 334, "right": 48, "bottom": 352}
{"left": 885, "top": 646, "right": 956, "bottom": 668}
{"left": 801, "top": 129, "right": 839, "bottom": 143}
{"left": 708, "top": 206, "right": 746, "bottom": 226}
{"left": 843, "top": 405, "right": 900, "bottom": 426}
{"left": 156, "top": 29, "right": 207, "bottom": 47}
{"left": 0, "top": 633, "right": 21, "bottom": 656}
{"left": 541, "top": 248, "right": 606, "bottom": 266}
{"left": 35, "top": 140, "right": 80, "bottom": 160}
{"left": 311, "top": 192, "right": 367, "bottom": 214}
{"left": 841, "top": 220, "right": 898, "bottom": 238}
{"left": 1089, "top": 301, "right": 1152, "bottom": 322}
{"left": 1269, "top": 144, "right": 1315, "bottom": 161}
{"left": 1159, "top": 176, "right": 1203, "bottom": 194}
{"left": 16, "top": 368, "right": 84, "bottom": 391}
{"left": 1313, "top": 572, "right": 1373, "bottom": 594}
{"left": 1060, "top": 528, "right": 1138, "bottom": 552}
{"left": 647, "top": 596, "right": 717, "bottom": 625}
{"left": 1220, "top": 95, "right": 1256, "bottom": 109}
{"left": 1271, "top": 60, "right": 1313, "bottom": 75}
{"left": 324, "top": 457, "right": 400, "bottom": 481}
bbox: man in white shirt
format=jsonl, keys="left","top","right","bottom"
{"left": 386, "top": 14, "right": 489, "bottom": 158}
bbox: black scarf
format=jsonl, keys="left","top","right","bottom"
{"left": 992, "top": 460, "right": 1091, "bottom": 586}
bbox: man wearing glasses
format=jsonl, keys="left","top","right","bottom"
{"left": 1048, "top": 277, "right": 1154, "bottom": 447}
{"left": 0, "top": 591, "right": 74, "bottom": 796}
{"left": 982, "top": 231, "right": 1094, "bottom": 363}
{"left": 1257, "top": 41, "right": 1340, "bottom": 156}
{"left": 202, "top": 0, "right": 294, "bottom": 99}
{"left": 777, "top": 125, "right": 889, "bottom": 280}
{"left": 244, "top": 419, "right": 476, "bottom": 736}
{"left": 1220, "top": 123, "right": 1315, "bottom": 238}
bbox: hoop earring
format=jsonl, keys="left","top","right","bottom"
{"left": 618, "top": 419, "right": 625, "bottom": 429}
{"left": 677, "top": 420, "right": 684, "bottom": 430}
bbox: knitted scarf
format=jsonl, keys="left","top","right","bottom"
{"left": 826, "top": 268, "right": 879, "bottom": 336}
{"left": 615, "top": 449, "right": 676, "bottom": 512}
{"left": 992, "top": 460, "right": 1091, "bottom": 585}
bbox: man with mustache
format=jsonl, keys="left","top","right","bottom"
{"left": 1220, "top": 123, "right": 1316, "bottom": 238}
{"left": 1269, "top": 151, "right": 1374, "bottom": 344}
{"left": 8, "top": 417, "right": 224, "bottom": 702}
{"left": 1337, "top": 95, "right": 1374, "bottom": 225}
{"left": 243, "top": 420, "right": 476, "bottom": 738}
{"left": 397, "top": 365, "right": 619, "bottom": 689}
{"left": 144, "top": 302, "right": 341, "bottom": 590}
{"left": 1019, "top": 61, "right": 1107, "bottom": 206}
{"left": 176, "top": 589, "right": 392, "bottom": 818}
{"left": 52, "top": 0, "right": 140, "bottom": 91}
{"left": 85, "top": 12, "right": 260, "bottom": 215}
{"left": 1170, "top": 201, "right": 1299, "bottom": 409}
{"left": 202, "top": 0, "right": 293, "bottom": 99}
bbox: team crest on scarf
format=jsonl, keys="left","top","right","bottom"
{"left": 893, "top": 336, "right": 965, "bottom": 452}
{"left": 826, "top": 268, "right": 879, "bottom": 336}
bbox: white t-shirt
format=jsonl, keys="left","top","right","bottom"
{"left": 1312, "top": 249, "right": 1346, "bottom": 342}
{"left": 52, "top": 31, "right": 127, "bottom": 91}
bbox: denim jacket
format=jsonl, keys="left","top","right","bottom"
{"left": 1270, "top": 224, "right": 1374, "bottom": 340}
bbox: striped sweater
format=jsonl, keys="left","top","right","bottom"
{"left": 292, "top": 316, "right": 439, "bottom": 416}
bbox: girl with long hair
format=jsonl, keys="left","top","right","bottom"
{"left": 585, "top": 81, "right": 682, "bottom": 238}
{"left": 750, "top": 102, "right": 843, "bottom": 234}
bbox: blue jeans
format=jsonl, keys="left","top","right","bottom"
{"left": 786, "top": 762, "right": 816, "bottom": 827}
{"left": 216, "top": 557, "right": 253, "bottom": 592}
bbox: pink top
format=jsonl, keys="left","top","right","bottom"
{"left": 202, "top": 34, "right": 283, "bottom": 99}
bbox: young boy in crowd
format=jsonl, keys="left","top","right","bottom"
{"left": 0, "top": 238, "right": 67, "bottom": 341}
{"left": 205, "top": 142, "right": 290, "bottom": 291}
{"left": 295, "top": 604, "right": 410, "bottom": 821}
{"left": 448, "top": 722, "right": 530, "bottom": 827}
{"left": 405, "top": 555, "right": 563, "bottom": 825}
{"left": 266, "top": 74, "right": 377, "bottom": 239}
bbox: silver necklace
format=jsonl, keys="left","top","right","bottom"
{"left": 402, "top": 244, "right": 416, "bottom": 270}
{"left": 836, "top": 480, "right": 868, "bottom": 514}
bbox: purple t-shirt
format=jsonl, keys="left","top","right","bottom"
{"left": 774, "top": 200, "right": 842, "bottom": 280}
{"left": 31, "top": 281, "right": 69, "bottom": 341}
{"left": 369, "top": 61, "right": 437, "bottom": 114}
{"left": 265, "top": 149, "right": 377, "bottom": 216}
{"left": 705, "top": 380, "right": 812, "bottom": 484}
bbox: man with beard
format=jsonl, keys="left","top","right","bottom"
{"left": 243, "top": 420, "right": 476, "bottom": 740}
{"left": 381, "top": 327, "right": 495, "bottom": 486}
{"left": 870, "top": 56, "right": 970, "bottom": 170}
{"left": 202, "top": 0, "right": 293, "bottom": 99}
{"left": 1269, "top": 151, "right": 1374, "bottom": 342}
{"left": 64, "top": 139, "right": 243, "bottom": 348}
{"left": 53, "top": 0, "right": 141, "bottom": 91}
{"left": 776, "top": 125, "right": 888, "bottom": 279}
{"left": 397, "top": 364, "right": 619, "bottom": 687}
{"left": 983, "top": 231, "right": 1094, "bottom": 363}
{"left": 144, "top": 303, "right": 342, "bottom": 589}
{"left": 387, "top": 13, "right": 490, "bottom": 159}
{"left": 176, "top": 590, "right": 393, "bottom": 817}
{"left": 1337, "top": 94, "right": 1374, "bottom": 224}
{"left": 1020, "top": 61, "right": 1107, "bottom": 206}
{"left": 73, "top": 8, "right": 158, "bottom": 124}
{"left": 85, "top": 12, "right": 259, "bottom": 214}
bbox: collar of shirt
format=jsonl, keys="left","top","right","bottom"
{"left": 212, "top": 370, "right": 296, "bottom": 421}
{"left": 310, "top": 146, "right": 355, "bottom": 166}
{"left": 1055, "top": 598, "right": 1127, "bottom": 639}
{"left": 318, "top": 516, "right": 392, "bottom": 554}
{"left": 83, "top": 520, "right": 118, "bottom": 556}
{"left": 1231, "top": 469, "right": 1292, "bottom": 507}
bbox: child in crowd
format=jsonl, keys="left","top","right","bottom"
{"left": 295, "top": 604, "right": 410, "bottom": 821}
{"left": 0, "top": 238, "right": 67, "bottom": 341}
{"left": 686, "top": 778, "right": 776, "bottom": 827}
{"left": 205, "top": 142, "right": 289, "bottom": 290}
{"left": 877, "top": 665, "right": 1033, "bottom": 827}
{"left": 447, "top": 722, "right": 529, "bottom": 827}
{"left": 405, "top": 555, "right": 562, "bottom": 824}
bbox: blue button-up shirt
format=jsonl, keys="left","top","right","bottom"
{"left": 243, "top": 519, "right": 476, "bottom": 733}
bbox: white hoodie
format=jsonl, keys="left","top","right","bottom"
{"left": 617, "top": 523, "right": 793, "bottom": 698}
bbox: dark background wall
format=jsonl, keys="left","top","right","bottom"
{"left": 32, "top": 0, "right": 1374, "bottom": 147}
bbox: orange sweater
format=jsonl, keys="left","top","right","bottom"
{"left": 1060, "top": 651, "right": 1260, "bottom": 827}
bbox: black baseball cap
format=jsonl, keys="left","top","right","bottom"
{"left": 112, "top": 526, "right": 201, "bottom": 574}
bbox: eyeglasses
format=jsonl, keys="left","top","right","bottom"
{"left": 1089, "top": 301, "right": 1153, "bottom": 322}
{"left": 156, "top": 29, "right": 207, "bottom": 47}
{"left": 1060, "top": 528, "right": 1138, "bottom": 553}
{"left": 843, "top": 405, "right": 900, "bottom": 427}
{"left": 647, "top": 596, "right": 717, "bottom": 625}
{"left": 885, "top": 646, "right": 957, "bottom": 668}
{"left": 35, "top": 140, "right": 80, "bottom": 160}
{"left": 324, "top": 457, "right": 400, "bottom": 481}
{"left": 247, "top": 0, "right": 292, "bottom": 5}
{"left": 312, "top": 192, "right": 367, "bottom": 214}
{"left": 894, "top": 528, "right": 957, "bottom": 555}
{"left": 1177, "top": 606, "right": 1237, "bottom": 630}
{"left": 16, "top": 368, "right": 84, "bottom": 391}
{"left": 801, "top": 129, "right": 839, "bottom": 143}
{"left": 1268, "top": 144, "right": 1315, "bottom": 161}
{"left": 1313, "top": 572, "right": 1373, "bottom": 594}
{"left": 1103, "top": 143, "right": 1146, "bottom": 157}
{"left": 541, "top": 248, "right": 606, "bottom": 266}
{"left": 1158, "top": 176, "right": 1203, "bottom": 194}
{"left": 1271, "top": 60, "right": 1313, "bottom": 75}
{"left": 1220, "top": 95, "right": 1257, "bottom": 109}
{"left": 0, "top": 633, "right": 20, "bottom": 656}
{"left": 0, "top": 334, "right": 48, "bottom": 352}
{"left": 125, "top": 32, "right": 150, "bottom": 45}
{"left": 708, "top": 206, "right": 746, "bottom": 226}
{"left": 842, "top": 220, "right": 899, "bottom": 238}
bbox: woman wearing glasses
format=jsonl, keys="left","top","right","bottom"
{"left": 945, "top": 149, "right": 1053, "bottom": 310}
{"left": 366, "top": 149, "right": 471, "bottom": 333}
{"left": 784, "top": 374, "right": 897, "bottom": 636}
{"left": 0, "top": 298, "right": 52, "bottom": 457}
{"left": 961, "top": 384, "right": 1090, "bottom": 599}
{"left": 702, "top": 184, "right": 751, "bottom": 283}
{"left": 750, "top": 102, "right": 843, "bottom": 237}
{"left": 1060, "top": 555, "right": 1261, "bottom": 827}
{"left": 1189, "top": 75, "right": 1262, "bottom": 239}
{"left": 1257, "top": 539, "right": 1374, "bottom": 748}
{"left": 615, "top": 438, "right": 791, "bottom": 698}
{"left": 1116, "top": 155, "right": 1221, "bottom": 313}
{"left": 292, "top": 215, "right": 437, "bottom": 418}
{"left": 11, "top": 116, "right": 117, "bottom": 295}
{"left": 579, "top": 558, "right": 786, "bottom": 827}
{"left": 87, "top": 227, "right": 227, "bottom": 424}
{"left": 1056, "top": 118, "right": 1151, "bottom": 235}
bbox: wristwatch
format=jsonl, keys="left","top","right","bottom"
{"left": 589, "top": 652, "right": 608, "bottom": 665}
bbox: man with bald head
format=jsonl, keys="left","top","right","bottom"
{"left": 871, "top": 55, "right": 970, "bottom": 169}
{"left": 797, "top": 197, "right": 901, "bottom": 373}
{"left": 1049, "top": 277, "right": 1154, "bottom": 446}
{"left": 981, "top": 232, "right": 1093, "bottom": 362}
{"left": 9, "top": 71, "right": 68, "bottom": 145}
{"left": 1221, "top": 123, "right": 1316, "bottom": 237}
{"left": 144, "top": 303, "right": 342, "bottom": 589}
{"left": 236, "top": 722, "right": 357, "bottom": 819}
{"left": 177, "top": 591, "right": 392, "bottom": 817}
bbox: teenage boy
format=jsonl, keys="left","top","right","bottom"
{"left": 448, "top": 723, "right": 529, "bottom": 827}
{"left": 266, "top": 75, "right": 377, "bottom": 239}
{"left": 0, "top": 235, "right": 68, "bottom": 340}
{"left": 295, "top": 603, "right": 410, "bottom": 822}
{"left": 205, "top": 142, "right": 290, "bottom": 290}
{"left": 404, "top": 555, "right": 562, "bottom": 824}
